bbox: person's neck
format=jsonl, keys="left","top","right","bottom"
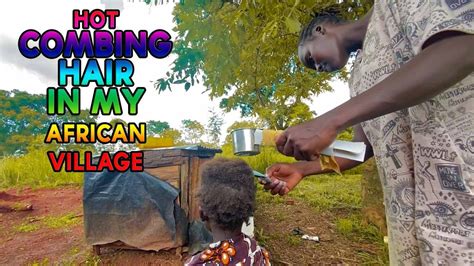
{"left": 338, "top": 10, "right": 372, "bottom": 53}
{"left": 210, "top": 224, "right": 242, "bottom": 242}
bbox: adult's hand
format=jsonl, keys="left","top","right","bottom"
{"left": 265, "top": 125, "right": 374, "bottom": 196}
{"left": 263, "top": 163, "right": 306, "bottom": 196}
{"left": 275, "top": 116, "right": 339, "bottom": 161}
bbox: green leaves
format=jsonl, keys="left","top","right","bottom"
{"left": 151, "top": 0, "right": 373, "bottom": 129}
{"left": 147, "top": 120, "right": 171, "bottom": 135}
{"left": 0, "top": 90, "right": 97, "bottom": 155}
{"left": 184, "top": 82, "right": 191, "bottom": 91}
{"left": 207, "top": 109, "right": 224, "bottom": 145}
{"left": 181, "top": 119, "right": 205, "bottom": 144}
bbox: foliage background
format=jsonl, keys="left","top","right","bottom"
{"left": 155, "top": 0, "right": 373, "bottom": 129}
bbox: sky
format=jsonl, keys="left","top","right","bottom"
{"left": 0, "top": 0, "right": 350, "bottom": 141}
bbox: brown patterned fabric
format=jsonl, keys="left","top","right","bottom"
{"left": 349, "top": 0, "right": 474, "bottom": 265}
{"left": 185, "top": 234, "right": 270, "bottom": 266}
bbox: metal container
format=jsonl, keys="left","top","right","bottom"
{"left": 231, "top": 128, "right": 263, "bottom": 156}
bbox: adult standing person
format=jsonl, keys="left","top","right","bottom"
{"left": 264, "top": 1, "right": 474, "bottom": 265}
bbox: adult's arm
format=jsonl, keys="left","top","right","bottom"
{"left": 332, "top": 33, "right": 474, "bottom": 132}
{"left": 277, "top": 33, "right": 474, "bottom": 160}
{"left": 295, "top": 124, "right": 374, "bottom": 176}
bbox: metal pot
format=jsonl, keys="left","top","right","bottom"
{"left": 231, "top": 128, "right": 263, "bottom": 156}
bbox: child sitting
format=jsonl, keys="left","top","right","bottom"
{"left": 185, "top": 158, "right": 270, "bottom": 266}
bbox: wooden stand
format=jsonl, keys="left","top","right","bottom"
{"left": 141, "top": 146, "right": 221, "bottom": 220}
{"left": 90, "top": 146, "right": 221, "bottom": 254}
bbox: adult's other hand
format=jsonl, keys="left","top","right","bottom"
{"left": 263, "top": 163, "right": 305, "bottom": 196}
{"left": 275, "top": 117, "right": 338, "bottom": 161}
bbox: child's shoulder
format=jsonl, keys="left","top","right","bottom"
{"left": 185, "top": 234, "right": 270, "bottom": 266}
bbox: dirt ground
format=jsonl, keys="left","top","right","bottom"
{"left": 0, "top": 186, "right": 384, "bottom": 265}
{"left": 0, "top": 187, "right": 183, "bottom": 265}
{"left": 1, "top": 187, "right": 84, "bottom": 265}
{"left": 254, "top": 198, "right": 382, "bottom": 265}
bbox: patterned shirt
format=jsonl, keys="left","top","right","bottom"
{"left": 185, "top": 234, "right": 270, "bottom": 266}
{"left": 349, "top": 0, "right": 474, "bottom": 265}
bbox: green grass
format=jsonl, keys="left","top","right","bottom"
{"left": 29, "top": 258, "right": 50, "bottom": 266}
{"left": 273, "top": 211, "right": 287, "bottom": 222}
{"left": 14, "top": 222, "right": 40, "bottom": 233}
{"left": 254, "top": 227, "right": 270, "bottom": 246}
{"left": 13, "top": 213, "right": 81, "bottom": 234}
{"left": 42, "top": 213, "right": 81, "bottom": 229}
{"left": 0, "top": 147, "right": 84, "bottom": 189}
{"left": 336, "top": 214, "right": 382, "bottom": 243}
{"left": 68, "top": 246, "right": 81, "bottom": 256}
{"left": 256, "top": 185, "right": 285, "bottom": 204}
{"left": 251, "top": 157, "right": 388, "bottom": 264}
{"left": 357, "top": 247, "right": 390, "bottom": 265}
{"left": 218, "top": 144, "right": 296, "bottom": 173}
{"left": 290, "top": 173, "right": 362, "bottom": 211}
{"left": 293, "top": 174, "right": 388, "bottom": 264}
{"left": 286, "top": 235, "right": 303, "bottom": 246}
{"left": 84, "top": 254, "right": 102, "bottom": 266}
{"left": 11, "top": 202, "right": 30, "bottom": 210}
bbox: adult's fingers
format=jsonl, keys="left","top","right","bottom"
{"left": 275, "top": 133, "right": 287, "bottom": 148}
{"left": 307, "top": 140, "right": 322, "bottom": 161}
{"left": 271, "top": 180, "right": 286, "bottom": 195}
{"left": 265, "top": 164, "right": 281, "bottom": 177}
{"left": 275, "top": 133, "right": 288, "bottom": 154}
{"left": 282, "top": 137, "right": 295, "bottom": 157}
{"left": 299, "top": 140, "right": 321, "bottom": 161}
{"left": 293, "top": 147, "right": 306, "bottom": 161}
{"left": 309, "top": 152, "right": 320, "bottom": 161}
{"left": 278, "top": 182, "right": 288, "bottom": 196}
{"left": 263, "top": 179, "right": 279, "bottom": 191}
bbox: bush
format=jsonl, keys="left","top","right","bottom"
{"left": 0, "top": 143, "right": 88, "bottom": 189}
{"left": 217, "top": 143, "right": 295, "bottom": 173}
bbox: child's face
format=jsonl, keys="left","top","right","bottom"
{"left": 298, "top": 24, "right": 349, "bottom": 72}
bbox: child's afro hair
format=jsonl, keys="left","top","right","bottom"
{"left": 198, "top": 158, "right": 256, "bottom": 231}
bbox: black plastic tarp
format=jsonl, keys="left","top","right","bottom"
{"left": 83, "top": 170, "right": 188, "bottom": 251}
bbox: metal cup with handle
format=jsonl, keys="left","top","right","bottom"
{"left": 231, "top": 128, "right": 366, "bottom": 162}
